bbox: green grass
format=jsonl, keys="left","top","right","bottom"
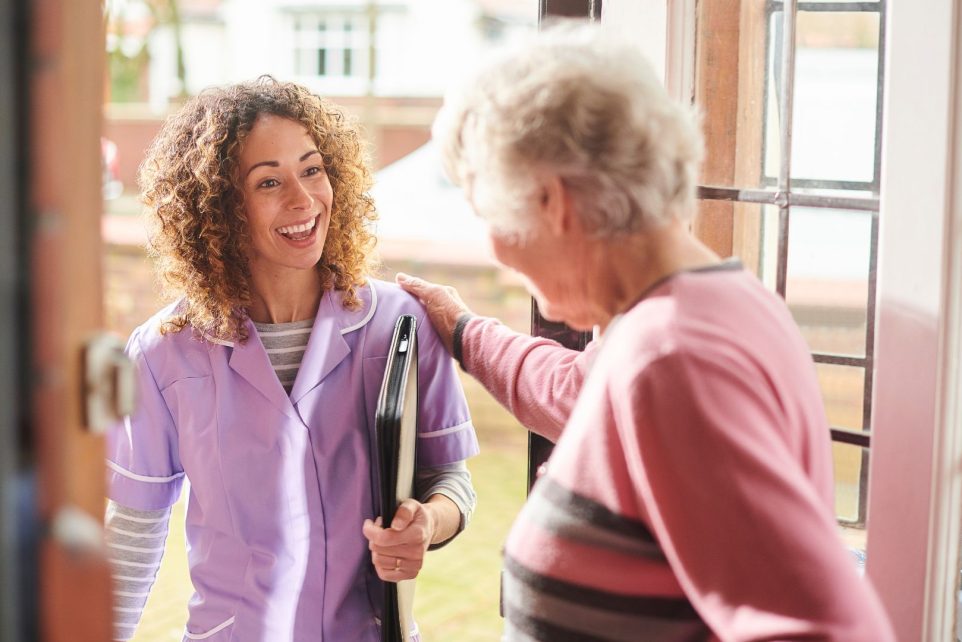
{"left": 413, "top": 425, "right": 527, "bottom": 639}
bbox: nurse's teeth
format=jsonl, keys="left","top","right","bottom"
{"left": 277, "top": 219, "right": 315, "bottom": 235}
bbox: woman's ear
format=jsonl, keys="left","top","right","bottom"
{"left": 538, "top": 174, "right": 574, "bottom": 236}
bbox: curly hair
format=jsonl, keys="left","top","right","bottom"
{"left": 139, "top": 76, "right": 378, "bottom": 342}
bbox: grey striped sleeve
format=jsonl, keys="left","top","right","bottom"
{"left": 104, "top": 500, "right": 171, "bottom": 641}
{"left": 415, "top": 460, "right": 477, "bottom": 549}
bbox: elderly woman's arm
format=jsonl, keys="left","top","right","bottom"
{"left": 458, "top": 316, "right": 596, "bottom": 442}
{"left": 398, "top": 273, "right": 593, "bottom": 442}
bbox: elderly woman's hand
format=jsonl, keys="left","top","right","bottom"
{"left": 396, "top": 273, "right": 474, "bottom": 355}
{"left": 362, "top": 498, "right": 435, "bottom": 582}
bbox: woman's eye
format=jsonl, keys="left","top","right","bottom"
{"left": 304, "top": 166, "right": 322, "bottom": 177}
{"left": 258, "top": 178, "right": 279, "bottom": 189}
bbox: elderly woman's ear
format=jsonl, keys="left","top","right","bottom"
{"left": 538, "top": 174, "right": 575, "bottom": 236}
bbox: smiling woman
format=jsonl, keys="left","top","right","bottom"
{"left": 238, "top": 115, "right": 334, "bottom": 320}
{"left": 104, "top": 77, "right": 480, "bottom": 642}
{"left": 138, "top": 78, "right": 378, "bottom": 342}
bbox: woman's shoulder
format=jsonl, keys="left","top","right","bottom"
{"left": 329, "top": 278, "right": 424, "bottom": 323}
{"left": 127, "top": 300, "right": 214, "bottom": 373}
{"left": 330, "top": 278, "right": 437, "bottom": 347}
{"left": 367, "top": 278, "right": 425, "bottom": 315}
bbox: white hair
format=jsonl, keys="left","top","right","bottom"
{"left": 433, "top": 21, "right": 703, "bottom": 238}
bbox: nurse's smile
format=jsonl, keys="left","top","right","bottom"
{"left": 276, "top": 214, "right": 321, "bottom": 245}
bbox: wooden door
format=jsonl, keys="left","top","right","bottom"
{"left": 29, "top": 0, "right": 112, "bottom": 639}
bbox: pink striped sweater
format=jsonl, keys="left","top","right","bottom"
{"left": 461, "top": 265, "right": 894, "bottom": 641}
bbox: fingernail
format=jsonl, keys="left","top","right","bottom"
{"left": 396, "top": 273, "right": 409, "bottom": 282}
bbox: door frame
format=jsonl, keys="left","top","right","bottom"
{"left": 865, "top": 1, "right": 962, "bottom": 640}
{"left": 0, "top": 0, "right": 29, "bottom": 639}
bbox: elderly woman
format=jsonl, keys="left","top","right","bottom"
{"left": 399, "top": 24, "right": 894, "bottom": 642}
{"left": 103, "top": 78, "right": 478, "bottom": 641}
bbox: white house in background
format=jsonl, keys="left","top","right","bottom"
{"left": 145, "top": 0, "right": 535, "bottom": 109}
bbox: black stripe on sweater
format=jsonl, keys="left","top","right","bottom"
{"left": 503, "top": 554, "right": 701, "bottom": 620}
{"left": 540, "top": 478, "right": 659, "bottom": 544}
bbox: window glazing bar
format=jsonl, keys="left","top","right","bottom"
{"left": 774, "top": 0, "right": 797, "bottom": 298}
{"left": 855, "top": 0, "right": 885, "bottom": 524}
{"left": 830, "top": 427, "right": 871, "bottom": 448}
{"left": 813, "top": 353, "right": 870, "bottom": 367}
{"left": 539, "top": 0, "right": 601, "bottom": 21}
{"left": 697, "top": 186, "right": 879, "bottom": 212}
{"left": 768, "top": 1, "right": 881, "bottom": 12}
{"left": 871, "top": 0, "right": 887, "bottom": 187}
{"left": 760, "top": 176, "right": 878, "bottom": 193}
{"left": 856, "top": 179, "right": 882, "bottom": 523}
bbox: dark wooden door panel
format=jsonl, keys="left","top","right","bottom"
{"left": 29, "top": 0, "right": 111, "bottom": 639}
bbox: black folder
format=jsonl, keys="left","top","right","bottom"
{"left": 376, "top": 314, "right": 418, "bottom": 642}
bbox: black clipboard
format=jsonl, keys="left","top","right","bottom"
{"left": 375, "top": 314, "right": 418, "bottom": 642}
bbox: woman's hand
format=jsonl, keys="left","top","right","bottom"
{"left": 396, "top": 273, "right": 474, "bottom": 355}
{"left": 362, "top": 498, "right": 436, "bottom": 582}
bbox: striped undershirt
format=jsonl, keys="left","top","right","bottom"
{"left": 104, "top": 501, "right": 171, "bottom": 641}
{"left": 253, "top": 317, "right": 314, "bottom": 393}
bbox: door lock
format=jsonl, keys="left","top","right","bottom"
{"left": 82, "top": 333, "right": 135, "bottom": 433}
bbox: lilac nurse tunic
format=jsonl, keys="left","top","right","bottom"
{"left": 106, "top": 279, "right": 479, "bottom": 641}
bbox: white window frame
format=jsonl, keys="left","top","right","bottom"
{"left": 866, "top": 1, "right": 962, "bottom": 640}
{"left": 289, "top": 11, "right": 371, "bottom": 95}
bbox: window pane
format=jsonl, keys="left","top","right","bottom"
{"left": 728, "top": 203, "right": 781, "bottom": 289}
{"left": 295, "top": 48, "right": 314, "bottom": 76}
{"left": 762, "top": 11, "right": 785, "bottom": 184}
{"left": 762, "top": 14, "right": 787, "bottom": 187}
{"left": 790, "top": 11, "right": 880, "bottom": 184}
{"left": 758, "top": 204, "right": 781, "bottom": 292}
{"left": 816, "top": 363, "right": 865, "bottom": 430}
{"left": 727, "top": 205, "right": 874, "bottom": 358}
{"left": 785, "top": 207, "right": 871, "bottom": 356}
{"left": 832, "top": 441, "right": 867, "bottom": 523}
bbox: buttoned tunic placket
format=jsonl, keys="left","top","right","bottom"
{"left": 175, "top": 289, "right": 385, "bottom": 641}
